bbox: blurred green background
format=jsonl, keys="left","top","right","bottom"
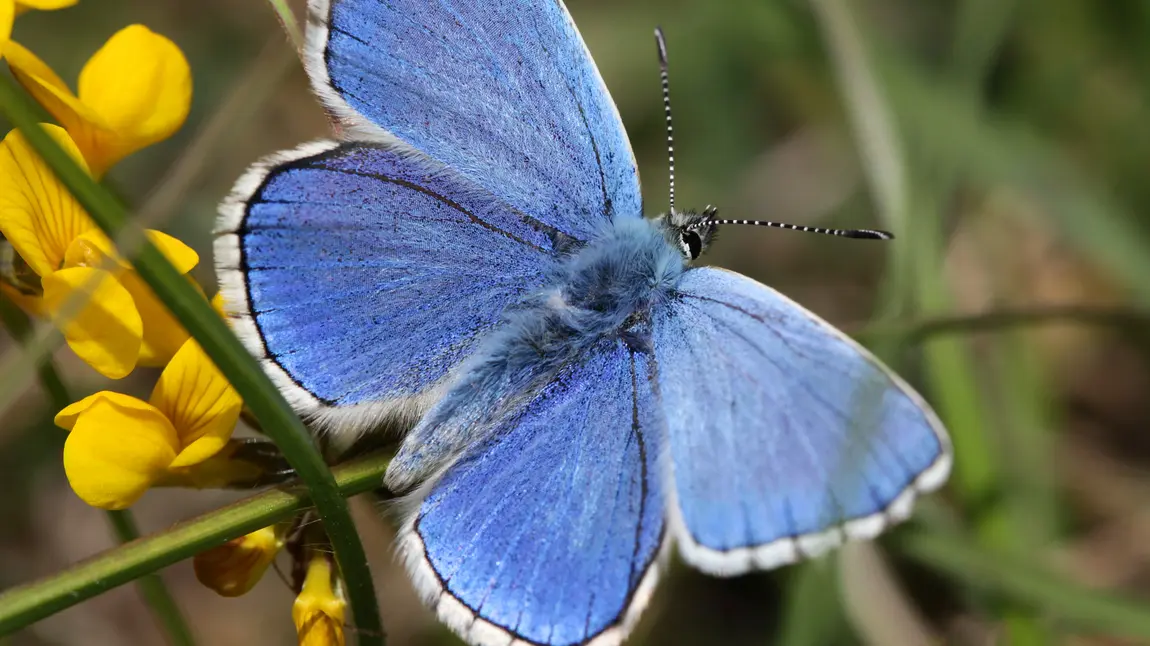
{"left": 3, "top": 0, "right": 1150, "bottom": 644}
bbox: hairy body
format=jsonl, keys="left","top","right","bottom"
{"left": 387, "top": 216, "right": 685, "bottom": 490}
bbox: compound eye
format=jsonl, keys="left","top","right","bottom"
{"left": 680, "top": 229, "right": 702, "bottom": 259}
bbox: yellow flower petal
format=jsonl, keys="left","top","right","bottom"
{"left": 43, "top": 267, "right": 142, "bottom": 379}
{"left": 152, "top": 338, "right": 241, "bottom": 468}
{"left": 134, "top": 230, "right": 198, "bottom": 365}
{"left": 193, "top": 526, "right": 282, "bottom": 597}
{"left": 60, "top": 393, "right": 178, "bottom": 509}
{"left": 119, "top": 269, "right": 190, "bottom": 366}
{"left": 293, "top": 556, "right": 347, "bottom": 646}
{"left": 3, "top": 40, "right": 69, "bottom": 92}
{"left": 1, "top": 3, "right": 13, "bottom": 55}
{"left": 146, "top": 229, "right": 199, "bottom": 275}
{"left": 6, "top": 26, "right": 190, "bottom": 175}
{"left": 16, "top": 0, "right": 78, "bottom": 11}
{"left": 61, "top": 228, "right": 197, "bottom": 272}
{"left": 56, "top": 390, "right": 165, "bottom": 430}
{"left": 62, "top": 228, "right": 125, "bottom": 271}
{"left": 0, "top": 126, "right": 93, "bottom": 277}
{"left": 76, "top": 25, "right": 191, "bottom": 175}
{"left": 61, "top": 228, "right": 198, "bottom": 366}
{"left": 5, "top": 43, "right": 112, "bottom": 170}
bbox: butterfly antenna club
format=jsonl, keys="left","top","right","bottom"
{"left": 655, "top": 26, "right": 676, "bottom": 215}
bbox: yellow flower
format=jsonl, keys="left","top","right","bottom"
{"left": 293, "top": 554, "right": 347, "bottom": 646}
{"left": 5, "top": 23, "right": 190, "bottom": 176}
{"left": 56, "top": 337, "right": 242, "bottom": 509}
{"left": 15, "top": 1, "right": 78, "bottom": 14}
{"left": 194, "top": 526, "right": 284, "bottom": 597}
{"left": 0, "top": 124, "right": 198, "bottom": 377}
{"left": 0, "top": 4, "right": 11, "bottom": 61}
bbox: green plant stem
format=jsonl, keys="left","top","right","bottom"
{"left": 951, "top": 0, "right": 1019, "bottom": 94}
{"left": 265, "top": 0, "right": 304, "bottom": 51}
{"left": 902, "top": 531, "right": 1150, "bottom": 639}
{"left": 853, "top": 305, "right": 1150, "bottom": 342}
{"left": 807, "top": 0, "right": 908, "bottom": 236}
{"left": 0, "top": 453, "right": 391, "bottom": 636}
{"left": 0, "top": 76, "right": 384, "bottom": 645}
{"left": 776, "top": 561, "right": 848, "bottom": 646}
{"left": 946, "top": 4, "right": 1051, "bottom": 643}
{"left": 105, "top": 511, "right": 196, "bottom": 646}
{"left": 0, "top": 297, "right": 197, "bottom": 646}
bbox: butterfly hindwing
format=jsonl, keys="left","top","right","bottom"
{"left": 400, "top": 336, "right": 665, "bottom": 646}
{"left": 652, "top": 267, "right": 952, "bottom": 575}
{"left": 215, "top": 141, "right": 557, "bottom": 431}
{"left": 307, "top": 0, "right": 643, "bottom": 240}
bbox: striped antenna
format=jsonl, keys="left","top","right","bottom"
{"left": 655, "top": 27, "right": 676, "bottom": 215}
{"left": 712, "top": 218, "right": 894, "bottom": 240}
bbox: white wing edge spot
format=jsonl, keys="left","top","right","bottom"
{"left": 668, "top": 449, "right": 953, "bottom": 577}
{"left": 397, "top": 516, "right": 666, "bottom": 646}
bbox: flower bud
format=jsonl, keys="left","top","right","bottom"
{"left": 292, "top": 553, "right": 346, "bottom": 646}
{"left": 194, "top": 526, "right": 282, "bottom": 597}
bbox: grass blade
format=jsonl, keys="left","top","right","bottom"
{"left": 903, "top": 531, "right": 1150, "bottom": 639}
{"left": 265, "top": 0, "right": 303, "bottom": 51}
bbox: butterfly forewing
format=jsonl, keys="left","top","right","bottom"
{"left": 215, "top": 141, "right": 555, "bottom": 431}
{"left": 308, "top": 0, "right": 643, "bottom": 238}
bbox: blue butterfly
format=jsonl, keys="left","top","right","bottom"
{"left": 215, "top": 1, "right": 952, "bottom": 645}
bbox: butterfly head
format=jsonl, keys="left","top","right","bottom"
{"left": 659, "top": 205, "right": 719, "bottom": 261}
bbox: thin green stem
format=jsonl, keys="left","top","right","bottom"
{"left": 807, "top": 0, "right": 908, "bottom": 236}
{"left": 951, "top": 0, "right": 1020, "bottom": 95}
{"left": 0, "top": 75, "right": 384, "bottom": 645}
{"left": 852, "top": 305, "right": 1150, "bottom": 342}
{"left": 943, "top": 4, "right": 1051, "bottom": 642}
{"left": 0, "top": 297, "right": 197, "bottom": 646}
{"left": 0, "top": 453, "right": 391, "bottom": 636}
{"left": 265, "top": 0, "right": 304, "bottom": 51}
{"left": 105, "top": 511, "right": 197, "bottom": 646}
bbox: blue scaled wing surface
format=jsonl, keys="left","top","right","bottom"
{"left": 308, "top": 0, "right": 643, "bottom": 238}
{"left": 215, "top": 142, "right": 558, "bottom": 431}
{"left": 399, "top": 337, "right": 665, "bottom": 646}
{"left": 218, "top": 0, "right": 645, "bottom": 431}
{"left": 652, "top": 267, "right": 952, "bottom": 575}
